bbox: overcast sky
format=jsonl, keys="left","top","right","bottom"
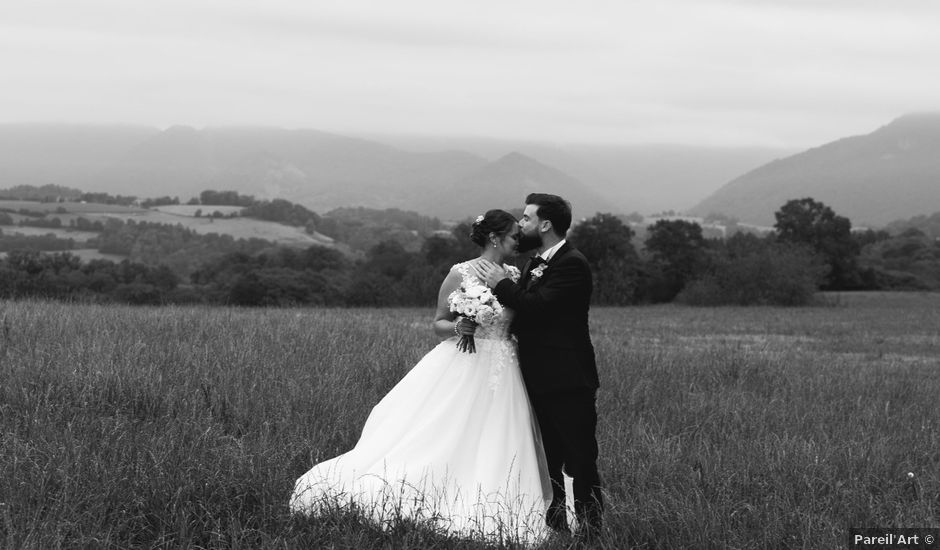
{"left": 2, "top": 0, "right": 938, "bottom": 148}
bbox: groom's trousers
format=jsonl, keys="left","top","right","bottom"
{"left": 531, "top": 388, "right": 603, "bottom": 534}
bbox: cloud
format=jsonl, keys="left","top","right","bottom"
{"left": 0, "top": 0, "right": 938, "bottom": 147}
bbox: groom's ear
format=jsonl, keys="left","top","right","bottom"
{"left": 540, "top": 220, "right": 553, "bottom": 234}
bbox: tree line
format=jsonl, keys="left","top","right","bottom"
{"left": 1, "top": 193, "right": 938, "bottom": 307}
{"left": 572, "top": 197, "right": 940, "bottom": 306}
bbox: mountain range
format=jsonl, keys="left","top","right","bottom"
{"left": 0, "top": 123, "right": 789, "bottom": 220}
{"left": 689, "top": 113, "right": 940, "bottom": 227}
{"left": 2, "top": 114, "right": 938, "bottom": 227}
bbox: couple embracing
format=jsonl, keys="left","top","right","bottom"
{"left": 290, "top": 193, "right": 603, "bottom": 545}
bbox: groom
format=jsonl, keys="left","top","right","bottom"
{"left": 476, "top": 193, "right": 603, "bottom": 539}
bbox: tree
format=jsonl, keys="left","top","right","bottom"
{"left": 448, "top": 222, "right": 484, "bottom": 260}
{"left": 643, "top": 219, "right": 709, "bottom": 301}
{"left": 422, "top": 235, "right": 458, "bottom": 270}
{"left": 856, "top": 229, "right": 940, "bottom": 290}
{"left": 199, "top": 189, "right": 254, "bottom": 206}
{"left": 364, "top": 240, "right": 414, "bottom": 281}
{"left": 570, "top": 213, "right": 640, "bottom": 304}
{"left": 853, "top": 228, "right": 891, "bottom": 249}
{"left": 299, "top": 246, "right": 348, "bottom": 272}
{"left": 679, "top": 238, "right": 826, "bottom": 306}
{"left": 344, "top": 272, "right": 397, "bottom": 306}
{"left": 774, "top": 198, "right": 860, "bottom": 289}
{"left": 241, "top": 198, "right": 321, "bottom": 229}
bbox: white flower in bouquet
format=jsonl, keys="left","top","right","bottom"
{"left": 448, "top": 279, "right": 506, "bottom": 353}
{"left": 465, "top": 285, "right": 485, "bottom": 299}
{"left": 477, "top": 307, "right": 499, "bottom": 326}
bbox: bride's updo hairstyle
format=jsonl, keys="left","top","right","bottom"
{"left": 469, "top": 210, "right": 518, "bottom": 247}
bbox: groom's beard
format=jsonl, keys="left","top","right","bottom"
{"left": 516, "top": 231, "right": 542, "bottom": 254}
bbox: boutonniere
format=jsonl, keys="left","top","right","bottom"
{"left": 530, "top": 263, "right": 548, "bottom": 281}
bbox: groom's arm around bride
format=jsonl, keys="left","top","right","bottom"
{"left": 485, "top": 246, "right": 597, "bottom": 393}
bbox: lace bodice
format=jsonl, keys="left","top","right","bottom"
{"left": 453, "top": 262, "right": 515, "bottom": 341}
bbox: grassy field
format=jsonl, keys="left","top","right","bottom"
{"left": 1, "top": 293, "right": 938, "bottom": 548}
{"left": 0, "top": 200, "right": 334, "bottom": 249}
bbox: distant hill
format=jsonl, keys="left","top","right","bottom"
{"left": 0, "top": 124, "right": 159, "bottom": 190}
{"left": 95, "top": 126, "right": 492, "bottom": 213}
{"left": 414, "top": 152, "right": 611, "bottom": 219}
{"left": 689, "top": 113, "right": 940, "bottom": 227}
{"left": 362, "top": 133, "right": 794, "bottom": 215}
{"left": 0, "top": 123, "right": 794, "bottom": 220}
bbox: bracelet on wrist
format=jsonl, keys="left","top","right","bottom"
{"left": 454, "top": 318, "right": 461, "bottom": 336}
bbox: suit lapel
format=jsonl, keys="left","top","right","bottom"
{"left": 520, "top": 256, "right": 536, "bottom": 284}
{"left": 522, "top": 243, "right": 570, "bottom": 289}
{"left": 546, "top": 242, "right": 570, "bottom": 266}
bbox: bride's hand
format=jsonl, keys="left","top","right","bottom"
{"left": 474, "top": 260, "right": 509, "bottom": 288}
{"left": 454, "top": 317, "right": 477, "bottom": 336}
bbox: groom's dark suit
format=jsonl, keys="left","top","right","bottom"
{"left": 493, "top": 242, "right": 603, "bottom": 535}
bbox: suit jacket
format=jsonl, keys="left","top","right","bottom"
{"left": 493, "top": 242, "right": 599, "bottom": 395}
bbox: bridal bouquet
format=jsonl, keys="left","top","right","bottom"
{"left": 448, "top": 283, "right": 504, "bottom": 354}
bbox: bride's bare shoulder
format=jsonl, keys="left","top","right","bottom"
{"left": 450, "top": 259, "right": 483, "bottom": 273}
{"left": 443, "top": 263, "right": 467, "bottom": 282}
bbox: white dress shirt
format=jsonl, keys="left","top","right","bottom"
{"left": 539, "top": 239, "right": 566, "bottom": 263}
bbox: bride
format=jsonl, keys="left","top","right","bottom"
{"left": 289, "top": 209, "right": 552, "bottom": 544}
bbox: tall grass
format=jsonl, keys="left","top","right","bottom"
{"left": 1, "top": 293, "right": 938, "bottom": 548}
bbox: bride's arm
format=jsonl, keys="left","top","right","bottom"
{"left": 432, "top": 268, "right": 476, "bottom": 339}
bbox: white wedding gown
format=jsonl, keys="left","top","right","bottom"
{"left": 290, "top": 263, "right": 552, "bottom": 544}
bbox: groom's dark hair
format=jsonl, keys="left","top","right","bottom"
{"left": 526, "top": 193, "right": 572, "bottom": 237}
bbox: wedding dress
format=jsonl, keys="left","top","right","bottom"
{"left": 290, "top": 262, "right": 552, "bottom": 544}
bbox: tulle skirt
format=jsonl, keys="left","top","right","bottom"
{"left": 290, "top": 336, "right": 552, "bottom": 544}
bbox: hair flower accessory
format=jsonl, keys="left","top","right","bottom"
{"left": 474, "top": 215, "right": 484, "bottom": 225}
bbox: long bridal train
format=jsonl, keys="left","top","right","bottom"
{"left": 290, "top": 269, "right": 552, "bottom": 544}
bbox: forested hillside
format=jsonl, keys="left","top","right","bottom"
{"left": 2, "top": 185, "right": 938, "bottom": 307}
{"left": 690, "top": 114, "right": 940, "bottom": 226}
